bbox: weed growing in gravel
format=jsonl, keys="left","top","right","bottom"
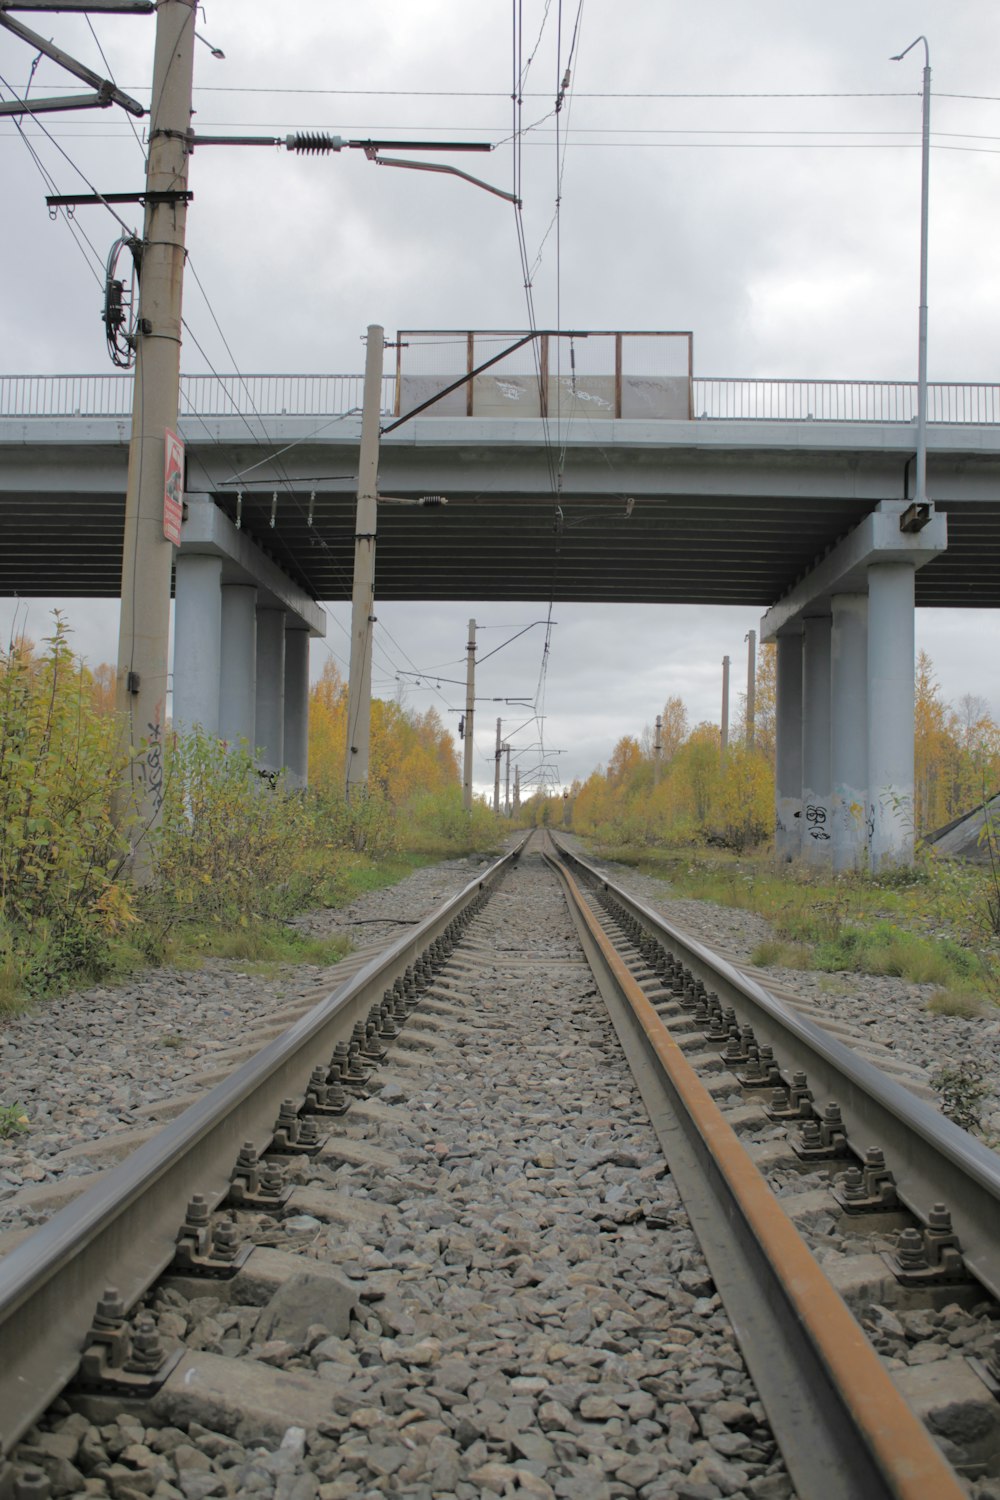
{"left": 593, "top": 841, "right": 999, "bottom": 998}
{"left": 812, "top": 922, "right": 977, "bottom": 984}
{"left": 931, "top": 1059, "right": 990, "bottom": 1134}
{"left": 749, "top": 939, "right": 813, "bottom": 970}
{"left": 165, "top": 925, "right": 351, "bottom": 969}
{"left": 0, "top": 1102, "right": 29, "bottom": 1138}
{"left": 926, "top": 985, "right": 985, "bottom": 1018}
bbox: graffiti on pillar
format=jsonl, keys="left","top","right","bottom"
{"left": 140, "top": 712, "right": 165, "bottom": 816}
{"left": 804, "top": 804, "right": 830, "bottom": 840}
{"left": 866, "top": 803, "right": 876, "bottom": 845}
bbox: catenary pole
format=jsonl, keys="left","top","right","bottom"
{"left": 721, "top": 655, "right": 731, "bottom": 762}
{"left": 504, "top": 742, "right": 511, "bottom": 815}
{"left": 493, "top": 717, "right": 502, "bottom": 814}
{"left": 746, "top": 629, "right": 756, "bottom": 746}
{"left": 462, "top": 618, "right": 476, "bottom": 810}
{"left": 345, "top": 324, "right": 384, "bottom": 801}
{"left": 653, "top": 713, "right": 663, "bottom": 787}
{"left": 115, "top": 0, "right": 196, "bottom": 877}
{"left": 513, "top": 765, "right": 521, "bottom": 813}
{"left": 892, "top": 37, "right": 931, "bottom": 507}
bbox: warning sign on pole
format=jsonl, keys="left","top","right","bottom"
{"left": 163, "top": 428, "right": 184, "bottom": 545}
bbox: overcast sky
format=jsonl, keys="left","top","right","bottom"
{"left": 2, "top": 1, "right": 998, "bottom": 793}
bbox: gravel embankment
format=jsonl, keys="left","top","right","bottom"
{"left": 570, "top": 842, "right": 1000, "bottom": 1143}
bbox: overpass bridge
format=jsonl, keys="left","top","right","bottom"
{"left": 2, "top": 330, "right": 999, "bottom": 872}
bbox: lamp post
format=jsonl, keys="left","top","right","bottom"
{"left": 892, "top": 35, "right": 931, "bottom": 507}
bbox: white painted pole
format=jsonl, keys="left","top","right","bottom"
{"left": 345, "top": 324, "right": 384, "bottom": 802}
{"left": 653, "top": 713, "right": 663, "bottom": 787}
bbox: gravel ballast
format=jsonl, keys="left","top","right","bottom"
{"left": 9, "top": 846, "right": 796, "bottom": 1500}
{"left": 569, "top": 842, "right": 1000, "bottom": 1143}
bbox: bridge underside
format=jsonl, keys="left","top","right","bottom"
{"left": 2, "top": 418, "right": 1000, "bottom": 605}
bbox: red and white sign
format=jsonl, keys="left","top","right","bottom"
{"left": 163, "top": 428, "right": 184, "bottom": 545}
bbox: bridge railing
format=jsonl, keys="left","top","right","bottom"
{"left": 2, "top": 371, "right": 999, "bottom": 424}
{"left": 692, "top": 378, "right": 1000, "bottom": 424}
{"left": 0, "top": 372, "right": 396, "bottom": 419}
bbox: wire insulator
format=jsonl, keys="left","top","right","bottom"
{"left": 285, "top": 132, "right": 344, "bottom": 154}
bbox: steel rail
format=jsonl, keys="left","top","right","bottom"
{"left": 552, "top": 833, "right": 1000, "bottom": 1302}
{"left": 543, "top": 837, "right": 965, "bottom": 1500}
{"left": 0, "top": 834, "right": 528, "bottom": 1460}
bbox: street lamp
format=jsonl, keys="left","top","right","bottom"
{"left": 891, "top": 36, "right": 931, "bottom": 507}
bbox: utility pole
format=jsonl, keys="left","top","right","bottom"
{"left": 745, "top": 630, "right": 756, "bottom": 747}
{"left": 513, "top": 765, "right": 521, "bottom": 813}
{"left": 345, "top": 324, "right": 384, "bottom": 801}
{"left": 493, "top": 717, "right": 502, "bottom": 814}
{"left": 721, "top": 655, "right": 731, "bottom": 762}
{"left": 653, "top": 713, "right": 663, "bottom": 787}
{"left": 115, "top": 0, "right": 196, "bottom": 873}
{"left": 462, "top": 618, "right": 476, "bottom": 810}
{"left": 504, "top": 742, "right": 511, "bottom": 815}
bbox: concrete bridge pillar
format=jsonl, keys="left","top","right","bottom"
{"left": 283, "top": 625, "right": 311, "bottom": 789}
{"left": 219, "top": 583, "right": 257, "bottom": 750}
{"left": 255, "top": 607, "right": 286, "bottom": 775}
{"left": 172, "top": 553, "right": 222, "bottom": 736}
{"left": 801, "top": 616, "right": 833, "bottom": 865}
{"left": 831, "top": 594, "right": 868, "bottom": 872}
{"left": 775, "top": 632, "right": 804, "bottom": 861}
{"left": 867, "top": 562, "right": 916, "bottom": 870}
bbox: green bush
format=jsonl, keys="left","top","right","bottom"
{"left": 149, "top": 733, "right": 318, "bottom": 929}
{"left": 0, "top": 617, "right": 131, "bottom": 996}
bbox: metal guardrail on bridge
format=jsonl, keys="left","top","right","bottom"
{"left": 2, "top": 371, "right": 999, "bottom": 424}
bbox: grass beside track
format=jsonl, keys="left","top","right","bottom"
{"left": 0, "top": 845, "right": 500, "bottom": 1018}
{"left": 581, "top": 839, "right": 1000, "bottom": 1013}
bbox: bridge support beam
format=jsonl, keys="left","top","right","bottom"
{"left": 801, "top": 616, "right": 833, "bottom": 863}
{"left": 831, "top": 593, "right": 868, "bottom": 872}
{"left": 283, "top": 626, "right": 310, "bottom": 789}
{"left": 775, "top": 633, "right": 804, "bottom": 862}
{"left": 255, "top": 608, "right": 285, "bottom": 776}
{"left": 868, "top": 563, "right": 917, "bottom": 869}
{"left": 762, "top": 501, "right": 946, "bottom": 871}
{"left": 173, "top": 554, "right": 222, "bottom": 737}
{"left": 220, "top": 583, "right": 257, "bottom": 751}
{"left": 174, "top": 495, "right": 324, "bottom": 781}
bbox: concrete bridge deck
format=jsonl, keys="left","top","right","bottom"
{"left": 2, "top": 401, "right": 999, "bottom": 606}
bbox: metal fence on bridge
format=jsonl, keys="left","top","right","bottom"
{"left": 2, "top": 369, "right": 999, "bottom": 425}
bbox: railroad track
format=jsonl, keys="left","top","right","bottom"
{"left": 1, "top": 830, "right": 998, "bottom": 1500}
